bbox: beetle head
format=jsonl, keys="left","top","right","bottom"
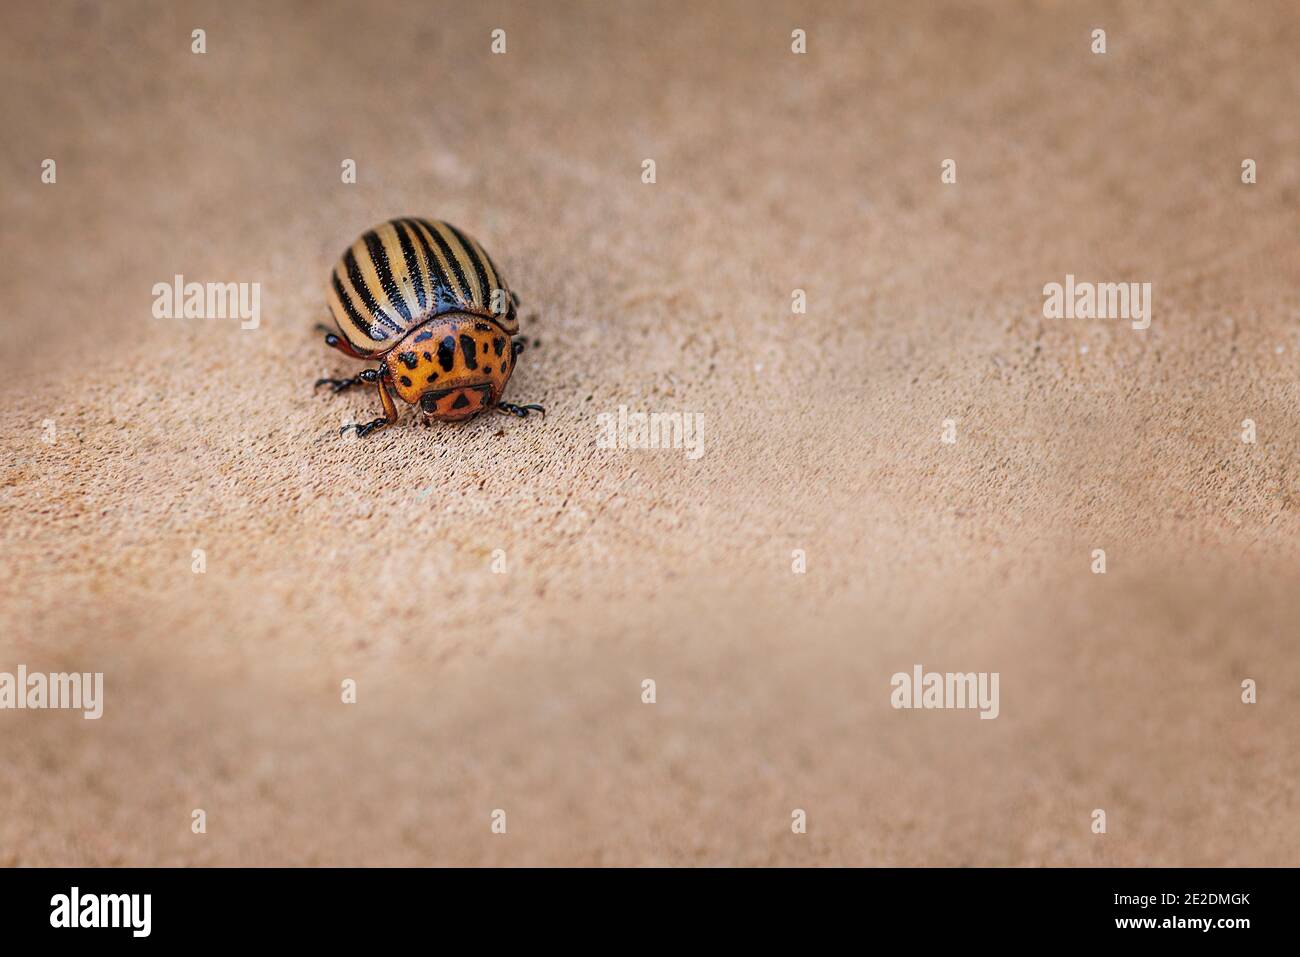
{"left": 418, "top": 383, "right": 494, "bottom": 420}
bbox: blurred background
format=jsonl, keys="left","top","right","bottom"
{"left": 0, "top": 0, "right": 1296, "bottom": 864}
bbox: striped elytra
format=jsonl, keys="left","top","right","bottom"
{"left": 317, "top": 218, "right": 543, "bottom": 435}
{"left": 326, "top": 218, "right": 519, "bottom": 358}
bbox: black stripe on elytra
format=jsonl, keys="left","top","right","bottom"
{"left": 445, "top": 222, "right": 493, "bottom": 311}
{"left": 459, "top": 335, "right": 478, "bottom": 370}
{"left": 402, "top": 219, "right": 460, "bottom": 310}
{"left": 415, "top": 219, "right": 472, "bottom": 307}
{"left": 331, "top": 273, "right": 386, "bottom": 341}
{"left": 391, "top": 220, "right": 427, "bottom": 312}
{"left": 343, "top": 248, "right": 402, "bottom": 333}
{"left": 437, "top": 336, "right": 456, "bottom": 371}
{"left": 363, "top": 230, "right": 413, "bottom": 325}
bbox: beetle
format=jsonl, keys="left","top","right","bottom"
{"left": 315, "top": 218, "right": 543, "bottom": 436}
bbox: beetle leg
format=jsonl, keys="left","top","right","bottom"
{"left": 496, "top": 401, "right": 546, "bottom": 419}
{"left": 316, "top": 367, "right": 380, "bottom": 394}
{"left": 316, "top": 323, "right": 369, "bottom": 359}
{"left": 341, "top": 372, "right": 399, "bottom": 438}
{"left": 511, "top": 336, "right": 538, "bottom": 357}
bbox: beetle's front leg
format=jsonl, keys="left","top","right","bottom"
{"left": 341, "top": 371, "right": 399, "bottom": 439}
{"left": 316, "top": 367, "right": 380, "bottom": 394}
{"left": 496, "top": 401, "right": 546, "bottom": 419}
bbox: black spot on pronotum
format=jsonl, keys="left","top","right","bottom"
{"left": 400, "top": 376, "right": 412, "bottom": 387}
{"left": 493, "top": 337, "right": 505, "bottom": 357}
{"left": 459, "top": 335, "right": 478, "bottom": 370}
{"left": 484, "top": 365, "right": 492, "bottom": 374}
{"left": 438, "top": 336, "right": 456, "bottom": 371}
{"left": 475, "top": 321, "right": 492, "bottom": 332}
{"left": 423, "top": 352, "right": 432, "bottom": 361}
{"left": 414, "top": 330, "right": 433, "bottom": 343}
{"left": 426, "top": 373, "right": 438, "bottom": 383}
{"left": 398, "top": 351, "right": 419, "bottom": 370}
{"left": 451, "top": 393, "right": 470, "bottom": 410}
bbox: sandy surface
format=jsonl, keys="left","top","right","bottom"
{"left": 1, "top": 0, "right": 1297, "bottom": 865}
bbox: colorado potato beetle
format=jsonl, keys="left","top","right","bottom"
{"left": 315, "top": 218, "right": 543, "bottom": 436}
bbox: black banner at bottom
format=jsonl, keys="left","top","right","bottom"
{"left": 0, "top": 867, "right": 1283, "bottom": 943}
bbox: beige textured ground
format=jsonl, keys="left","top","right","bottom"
{"left": 1, "top": 0, "right": 1298, "bottom": 866}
